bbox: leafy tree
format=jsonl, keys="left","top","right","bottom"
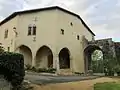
{"left": 91, "top": 50, "right": 104, "bottom": 73}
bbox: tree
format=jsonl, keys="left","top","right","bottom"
{"left": 91, "top": 50, "right": 104, "bottom": 73}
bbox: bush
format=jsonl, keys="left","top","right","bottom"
{"left": 114, "top": 65, "right": 120, "bottom": 76}
{"left": 87, "top": 70, "right": 93, "bottom": 75}
{"left": 0, "top": 44, "right": 4, "bottom": 53}
{"left": 0, "top": 52, "right": 25, "bottom": 88}
{"left": 25, "top": 64, "right": 32, "bottom": 70}
{"left": 46, "top": 68, "right": 56, "bottom": 73}
{"left": 31, "top": 66, "right": 37, "bottom": 72}
{"left": 36, "top": 68, "right": 56, "bottom": 73}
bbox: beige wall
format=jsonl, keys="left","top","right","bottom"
{"left": 0, "top": 16, "right": 18, "bottom": 52}
{"left": 56, "top": 10, "right": 93, "bottom": 73}
{"left": 15, "top": 9, "right": 58, "bottom": 66}
{"left": 0, "top": 8, "right": 94, "bottom": 73}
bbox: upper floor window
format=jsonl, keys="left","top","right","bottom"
{"left": 33, "top": 25, "right": 36, "bottom": 35}
{"left": 28, "top": 26, "right": 32, "bottom": 35}
{"left": 8, "top": 47, "right": 10, "bottom": 52}
{"left": 70, "top": 22, "right": 73, "bottom": 26}
{"left": 28, "top": 24, "right": 36, "bottom": 35}
{"left": 77, "top": 35, "right": 79, "bottom": 40}
{"left": 4, "top": 29, "right": 8, "bottom": 39}
{"left": 61, "top": 29, "right": 64, "bottom": 35}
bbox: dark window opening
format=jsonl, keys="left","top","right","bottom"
{"left": 28, "top": 26, "right": 32, "bottom": 35}
{"left": 8, "top": 47, "right": 10, "bottom": 52}
{"left": 77, "top": 35, "right": 79, "bottom": 40}
{"left": 61, "top": 29, "right": 64, "bottom": 35}
{"left": 33, "top": 26, "right": 36, "bottom": 35}
{"left": 70, "top": 22, "right": 73, "bottom": 26}
{"left": 59, "top": 48, "right": 70, "bottom": 69}
{"left": 4, "top": 30, "right": 8, "bottom": 39}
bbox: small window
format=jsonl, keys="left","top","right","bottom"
{"left": 4, "top": 30, "right": 8, "bottom": 39}
{"left": 70, "top": 22, "right": 73, "bottom": 26}
{"left": 77, "top": 35, "right": 79, "bottom": 40}
{"left": 61, "top": 29, "right": 64, "bottom": 35}
{"left": 8, "top": 47, "right": 10, "bottom": 52}
{"left": 33, "top": 25, "right": 36, "bottom": 35}
{"left": 28, "top": 26, "right": 32, "bottom": 35}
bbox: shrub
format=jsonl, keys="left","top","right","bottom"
{"left": 0, "top": 44, "right": 4, "bottom": 53}
{"left": 25, "top": 64, "right": 32, "bottom": 70}
{"left": 47, "top": 68, "right": 56, "bottom": 73}
{"left": 114, "top": 65, "right": 120, "bottom": 76}
{"left": 37, "top": 68, "right": 47, "bottom": 72}
{"left": 0, "top": 52, "right": 25, "bottom": 89}
{"left": 31, "top": 66, "right": 37, "bottom": 72}
{"left": 36, "top": 68, "right": 56, "bottom": 73}
{"left": 87, "top": 70, "right": 93, "bottom": 75}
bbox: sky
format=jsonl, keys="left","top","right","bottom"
{"left": 0, "top": 0, "right": 120, "bottom": 41}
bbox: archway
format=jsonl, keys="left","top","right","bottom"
{"left": 18, "top": 45, "right": 32, "bottom": 66}
{"left": 36, "top": 45, "right": 53, "bottom": 68}
{"left": 59, "top": 48, "right": 70, "bottom": 69}
{"left": 84, "top": 45, "right": 103, "bottom": 73}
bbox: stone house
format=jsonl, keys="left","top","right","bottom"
{"left": 0, "top": 6, "right": 95, "bottom": 74}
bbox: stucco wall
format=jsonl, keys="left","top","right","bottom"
{"left": 0, "top": 16, "right": 18, "bottom": 52}
{"left": 0, "top": 8, "right": 94, "bottom": 73}
{"left": 15, "top": 9, "right": 58, "bottom": 57}
{"left": 56, "top": 10, "right": 93, "bottom": 73}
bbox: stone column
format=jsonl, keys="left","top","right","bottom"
{"left": 32, "top": 56, "right": 35, "bottom": 67}
{"left": 32, "top": 51, "right": 36, "bottom": 67}
{"left": 53, "top": 54, "right": 60, "bottom": 74}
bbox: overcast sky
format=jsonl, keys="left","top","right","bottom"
{"left": 0, "top": 0, "right": 120, "bottom": 41}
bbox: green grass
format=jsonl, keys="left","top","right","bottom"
{"left": 94, "top": 82, "right": 120, "bottom": 90}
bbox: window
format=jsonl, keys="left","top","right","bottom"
{"left": 28, "top": 26, "right": 32, "bottom": 35}
{"left": 77, "top": 35, "right": 79, "bottom": 40}
{"left": 8, "top": 47, "right": 10, "bottom": 52}
{"left": 70, "top": 22, "right": 73, "bottom": 26}
{"left": 4, "top": 30, "right": 8, "bottom": 39}
{"left": 33, "top": 25, "right": 36, "bottom": 35}
{"left": 28, "top": 24, "right": 37, "bottom": 35}
{"left": 61, "top": 29, "right": 64, "bottom": 35}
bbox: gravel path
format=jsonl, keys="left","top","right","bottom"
{"left": 32, "top": 77, "right": 119, "bottom": 90}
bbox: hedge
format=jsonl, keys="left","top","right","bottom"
{"left": 0, "top": 52, "right": 25, "bottom": 88}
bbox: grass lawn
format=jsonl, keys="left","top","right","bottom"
{"left": 94, "top": 82, "right": 120, "bottom": 90}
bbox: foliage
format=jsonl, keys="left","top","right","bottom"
{"left": 91, "top": 50, "right": 104, "bottom": 73}
{"left": 114, "top": 65, "right": 120, "bottom": 76}
{"left": 94, "top": 82, "right": 120, "bottom": 90}
{"left": 25, "top": 64, "right": 32, "bottom": 70}
{"left": 0, "top": 52, "right": 25, "bottom": 88}
{"left": 26, "top": 66, "right": 56, "bottom": 73}
{"left": 74, "top": 72, "right": 84, "bottom": 75}
{"left": 0, "top": 44, "right": 4, "bottom": 53}
{"left": 87, "top": 70, "right": 93, "bottom": 75}
{"left": 36, "top": 68, "right": 56, "bottom": 73}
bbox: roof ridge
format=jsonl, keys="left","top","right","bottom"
{"left": 0, "top": 6, "right": 95, "bottom": 36}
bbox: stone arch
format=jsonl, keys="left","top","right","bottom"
{"left": 84, "top": 45, "right": 103, "bottom": 73}
{"left": 36, "top": 45, "right": 53, "bottom": 68}
{"left": 59, "top": 47, "right": 70, "bottom": 69}
{"left": 16, "top": 45, "right": 32, "bottom": 66}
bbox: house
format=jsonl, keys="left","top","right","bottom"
{"left": 0, "top": 6, "right": 95, "bottom": 74}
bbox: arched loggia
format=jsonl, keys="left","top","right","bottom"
{"left": 36, "top": 45, "right": 53, "bottom": 68}
{"left": 16, "top": 45, "right": 32, "bottom": 66}
{"left": 84, "top": 45, "right": 103, "bottom": 73}
{"left": 59, "top": 48, "right": 70, "bottom": 69}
